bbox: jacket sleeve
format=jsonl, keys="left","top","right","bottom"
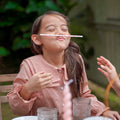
{"left": 7, "top": 60, "right": 37, "bottom": 116}
{"left": 79, "top": 55, "right": 110, "bottom": 116}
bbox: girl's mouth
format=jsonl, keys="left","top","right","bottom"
{"left": 57, "top": 37, "right": 65, "bottom": 41}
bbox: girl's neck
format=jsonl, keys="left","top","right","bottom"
{"left": 43, "top": 51, "right": 64, "bottom": 68}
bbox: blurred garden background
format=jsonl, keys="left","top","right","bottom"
{"left": 0, "top": 0, "right": 120, "bottom": 119}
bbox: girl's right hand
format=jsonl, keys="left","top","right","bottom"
{"left": 25, "top": 72, "right": 52, "bottom": 93}
{"left": 19, "top": 72, "right": 52, "bottom": 100}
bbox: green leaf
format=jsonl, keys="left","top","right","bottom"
{"left": 0, "top": 47, "right": 10, "bottom": 56}
{"left": 5, "top": 1, "right": 24, "bottom": 11}
{"left": 58, "top": 0, "right": 66, "bottom": 6}
{"left": 23, "top": 33, "right": 31, "bottom": 39}
{"left": 45, "top": 0, "right": 62, "bottom": 12}
{"left": 0, "top": 21, "right": 13, "bottom": 27}
{"left": 0, "top": 16, "right": 16, "bottom": 27}
{"left": 58, "top": 0, "right": 70, "bottom": 6}
{"left": 26, "top": 0, "right": 38, "bottom": 13}
{"left": 19, "top": 24, "right": 31, "bottom": 32}
{"left": 12, "top": 37, "right": 30, "bottom": 50}
{"left": 26, "top": 1, "right": 47, "bottom": 14}
{"left": 16, "top": 6, "right": 24, "bottom": 12}
{"left": 37, "top": 2, "right": 48, "bottom": 14}
{"left": 0, "top": 7, "right": 5, "bottom": 13}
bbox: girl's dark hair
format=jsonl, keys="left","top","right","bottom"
{"left": 31, "top": 11, "right": 83, "bottom": 97}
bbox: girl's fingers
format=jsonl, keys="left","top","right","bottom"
{"left": 38, "top": 73, "right": 52, "bottom": 78}
{"left": 101, "top": 57, "right": 113, "bottom": 68}
{"left": 97, "top": 61, "right": 102, "bottom": 66}
{"left": 39, "top": 75, "right": 52, "bottom": 83}
{"left": 97, "top": 67, "right": 108, "bottom": 77}
{"left": 111, "top": 111, "right": 120, "bottom": 120}
{"left": 40, "top": 79, "right": 51, "bottom": 88}
{"left": 100, "top": 65, "right": 110, "bottom": 72}
{"left": 103, "top": 111, "right": 120, "bottom": 120}
{"left": 49, "top": 83, "right": 60, "bottom": 87}
{"left": 114, "top": 112, "right": 120, "bottom": 120}
{"left": 99, "top": 56, "right": 113, "bottom": 69}
{"left": 35, "top": 72, "right": 44, "bottom": 76}
{"left": 97, "top": 57, "right": 107, "bottom": 65}
{"left": 51, "top": 79, "right": 60, "bottom": 83}
{"left": 41, "top": 80, "right": 60, "bottom": 88}
{"left": 34, "top": 72, "right": 61, "bottom": 88}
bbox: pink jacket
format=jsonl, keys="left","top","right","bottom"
{"left": 7, "top": 55, "right": 109, "bottom": 119}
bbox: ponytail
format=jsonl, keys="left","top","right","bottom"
{"left": 65, "top": 41, "right": 83, "bottom": 97}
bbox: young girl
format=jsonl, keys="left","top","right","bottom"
{"left": 97, "top": 56, "right": 120, "bottom": 97}
{"left": 7, "top": 11, "right": 120, "bottom": 120}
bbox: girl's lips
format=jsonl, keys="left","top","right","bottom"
{"left": 57, "top": 37, "right": 65, "bottom": 41}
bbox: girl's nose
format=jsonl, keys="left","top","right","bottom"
{"left": 56, "top": 28, "right": 63, "bottom": 34}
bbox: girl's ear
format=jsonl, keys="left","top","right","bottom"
{"left": 31, "top": 34, "right": 42, "bottom": 45}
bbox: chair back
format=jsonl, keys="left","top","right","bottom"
{"left": 0, "top": 73, "right": 17, "bottom": 120}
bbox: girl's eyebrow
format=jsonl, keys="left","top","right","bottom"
{"left": 45, "top": 24, "right": 68, "bottom": 29}
{"left": 61, "top": 24, "right": 68, "bottom": 27}
{"left": 45, "top": 24, "right": 55, "bottom": 29}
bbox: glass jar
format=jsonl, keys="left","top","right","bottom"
{"left": 37, "top": 107, "right": 57, "bottom": 120}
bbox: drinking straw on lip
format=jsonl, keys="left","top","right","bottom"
{"left": 40, "top": 34, "right": 83, "bottom": 38}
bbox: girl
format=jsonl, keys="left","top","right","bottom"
{"left": 97, "top": 56, "right": 120, "bottom": 97}
{"left": 8, "top": 11, "right": 120, "bottom": 120}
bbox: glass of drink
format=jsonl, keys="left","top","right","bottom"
{"left": 37, "top": 107, "right": 57, "bottom": 120}
{"left": 73, "top": 97, "right": 91, "bottom": 120}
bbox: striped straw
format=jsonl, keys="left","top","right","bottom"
{"left": 40, "top": 34, "right": 83, "bottom": 38}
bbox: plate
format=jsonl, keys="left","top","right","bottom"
{"left": 12, "top": 116, "right": 37, "bottom": 120}
{"left": 83, "top": 116, "right": 112, "bottom": 120}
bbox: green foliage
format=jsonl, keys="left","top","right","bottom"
{"left": 12, "top": 37, "right": 30, "bottom": 50}
{"left": 5, "top": 1, "right": 24, "bottom": 11}
{"left": 0, "top": 0, "right": 78, "bottom": 55}
{"left": 45, "top": 0, "right": 62, "bottom": 12}
{"left": 0, "top": 0, "right": 93, "bottom": 60}
{"left": 0, "top": 47, "right": 10, "bottom": 56}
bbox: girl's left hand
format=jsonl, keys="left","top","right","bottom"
{"left": 102, "top": 110, "right": 120, "bottom": 120}
{"left": 97, "top": 56, "right": 118, "bottom": 82}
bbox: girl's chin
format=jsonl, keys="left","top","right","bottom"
{"left": 55, "top": 43, "right": 69, "bottom": 49}
{"left": 56, "top": 45, "right": 68, "bottom": 50}
{"left": 51, "top": 47, "right": 67, "bottom": 52}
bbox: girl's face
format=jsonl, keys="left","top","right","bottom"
{"left": 38, "top": 14, "right": 71, "bottom": 54}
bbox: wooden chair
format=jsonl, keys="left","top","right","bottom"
{"left": 0, "top": 73, "right": 17, "bottom": 120}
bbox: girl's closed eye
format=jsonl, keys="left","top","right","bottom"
{"left": 61, "top": 25, "right": 68, "bottom": 32}
{"left": 47, "top": 26, "right": 56, "bottom": 32}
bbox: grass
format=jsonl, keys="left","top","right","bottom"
{"left": 1, "top": 103, "right": 19, "bottom": 120}
{"left": 1, "top": 80, "right": 120, "bottom": 120}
